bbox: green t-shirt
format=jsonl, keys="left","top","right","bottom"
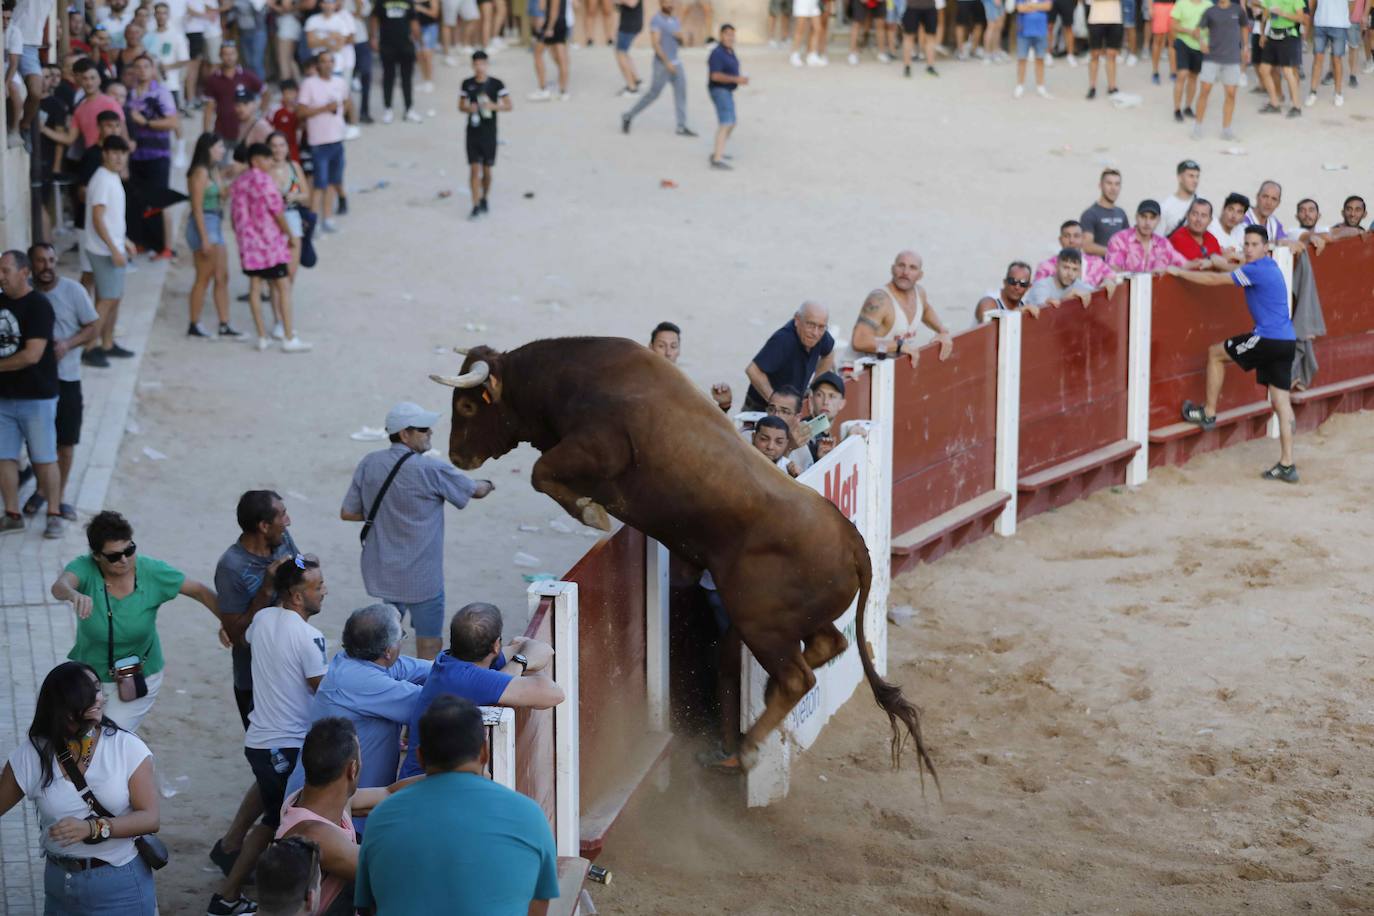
{"left": 1266, "top": 0, "right": 1303, "bottom": 34}
{"left": 1171, "top": 0, "right": 1211, "bottom": 50}
{"left": 65, "top": 554, "right": 186, "bottom": 681}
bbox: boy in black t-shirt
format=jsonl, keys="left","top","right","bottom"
{"left": 458, "top": 51, "right": 511, "bottom": 220}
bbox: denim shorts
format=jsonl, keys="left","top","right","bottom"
{"left": 422, "top": 22, "right": 440, "bottom": 49}
{"left": 1313, "top": 26, "right": 1347, "bottom": 57}
{"left": 284, "top": 207, "right": 303, "bottom": 239}
{"left": 710, "top": 86, "right": 736, "bottom": 125}
{"left": 187, "top": 210, "right": 224, "bottom": 251}
{"left": 20, "top": 45, "right": 42, "bottom": 77}
{"left": 981, "top": 0, "right": 1003, "bottom": 20}
{"left": 44, "top": 856, "right": 156, "bottom": 915}
{"left": 392, "top": 592, "right": 445, "bottom": 639}
{"left": 1019, "top": 33, "right": 1047, "bottom": 58}
{"left": 615, "top": 29, "right": 638, "bottom": 51}
{"left": 311, "top": 141, "right": 345, "bottom": 188}
{"left": 86, "top": 252, "right": 127, "bottom": 300}
{"left": 0, "top": 397, "right": 59, "bottom": 464}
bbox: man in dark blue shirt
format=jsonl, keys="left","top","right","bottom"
{"left": 743, "top": 302, "right": 836, "bottom": 411}
{"left": 707, "top": 24, "right": 746, "bottom": 170}
{"left": 399, "top": 602, "right": 563, "bottom": 777}
{"left": 1169, "top": 224, "right": 1299, "bottom": 483}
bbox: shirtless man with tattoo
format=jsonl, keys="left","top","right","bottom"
{"left": 841, "top": 249, "right": 954, "bottom": 365}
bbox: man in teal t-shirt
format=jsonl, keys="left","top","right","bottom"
{"left": 355, "top": 695, "right": 560, "bottom": 915}
{"left": 1257, "top": 0, "right": 1308, "bottom": 116}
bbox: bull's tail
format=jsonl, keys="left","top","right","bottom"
{"left": 853, "top": 543, "right": 940, "bottom": 794}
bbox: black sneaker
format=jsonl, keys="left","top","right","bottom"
{"left": 1287, "top": 107, "right": 1302, "bottom": 118}
{"left": 187, "top": 321, "right": 212, "bottom": 338}
{"left": 1087, "top": 87, "right": 1097, "bottom": 99}
{"left": 336, "top": 196, "right": 349, "bottom": 216}
{"left": 209, "top": 838, "right": 240, "bottom": 877}
{"left": 1349, "top": 74, "right": 1358, "bottom": 88}
{"left": 1174, "top": 108, "right": 1184, "bottom": 121}
{"left": 359, "top": 113, "right": 374, "bottom": 124}
{"left": 1261, "top": 462, "right": 1299, "bottom": 484}
{"left": 904, "top": 64, "right": 911, "bottom": 77}
{"left": 925, "top": 65, "right": 938, "bottom": 76}
{"left": 106, "top": 343, "right": 136, "bottom": 359}
{"left": 206, "top": 893, "right": 257, "bottom": 915}
{"left": 81, "top": 347, "right": 110, "bottom": 368}
{"left": 1183, "top": 106, "right": 1195, "bottom": 118}
{"left": 621, "top": 114, "right": 631, "bottom": 134}
{"left": 1107, "top": 87, "right": 1119, "bottom": 95}
{"left": 468, "top": 205, "right": 481, "bottom": 220}
{"left": 218, "top": 323, "right": 246, "bottom": 340}
{"left": 1259, "top": 102, "right": 1281, "bottom": 113}
{"left": 1322, "top": 71, "right": 1335, "bottom": 85}
{"left": 1180, "top": 400, "right": 1216, "bottom": 429}
{"left": 479, "top": 197, "right": 489, "bottom": 213}
{"left": 237, "top": 292, "right": 251, "bottom": 302}
{"left": 675, "top": 126, "right": 698, "bottom": 137}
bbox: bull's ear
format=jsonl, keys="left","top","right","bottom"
{"left": 483, "top": 374, "right": 503, "bottom": 404}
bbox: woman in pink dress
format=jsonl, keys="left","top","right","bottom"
{"left": 230, "top": 143, "right": 312, "bottom": 353}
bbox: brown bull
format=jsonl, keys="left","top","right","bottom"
{"left": 431, "top": 336, "right": 935, "bottom": 781}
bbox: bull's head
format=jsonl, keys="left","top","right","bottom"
{"left": 429, "top": 345, "right": 515, "bottom": 470}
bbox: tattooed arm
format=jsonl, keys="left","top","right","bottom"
{"left": 849, "top": 289, "right": 902, "bottom": 356}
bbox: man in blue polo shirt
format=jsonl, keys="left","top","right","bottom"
{"left": 398, "top": 602, "right": 563, "bottom": 778}
{"left": 1168, "top": 224, "right": 1299, "bottom": 483}
{"left": 742, "top": 301, "right": 836, "bottom": 411}
{"left": 356, "top": 696, "right": 561, "bottom": 916}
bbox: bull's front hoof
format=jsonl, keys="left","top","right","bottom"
{"left": 575, "top": 498, "right": 612, "bottom": 531}
{"left": 737, "top": 740, "right": 760, "bottom": 771}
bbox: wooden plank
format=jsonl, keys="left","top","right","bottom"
{"left": 891, "top": 490, "right": 1011, "bottom": 556}
{"left": 1291, "top": 372, "right": 1374, "bottom": 404}
{"left": 1017, "top": 439, "right": 1140, "bottom": 492}
{"left": 1148, "top": 400, "right": 1273, "bottom": 444}
{"left": 547, "top": 857, "right": 589, "bottom": 916}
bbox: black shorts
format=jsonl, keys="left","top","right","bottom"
{"left": 1224, "top": 333, "right": 1296, "bottom": 391}
{"left": 850, "top": 0, "right": 881, "bottom": 22}
{"left": 234, "top": 686, "right": 254, "bottom": 731}
{"left": 1050, "top": 0, "right": 1076, "bottom": 28}
{"left": 244, "top": 745, "right": 300, "bottom": 829}
{"left": 1174, "top": 38, "right": 1203, "bottom": 72}
{"left": 956, "top": 0, "right": 986, "bottom": 26}
{"left": 1088, "top": 23, "right": 1124, "bottom": 50}
{"left": 466, "top": 128, "right": 497, "bottom": 166}
{"left": 244, "top": 263, "right": 289, "bottom": 280}
{"left": 902, "top": 6, "right": 938, "bottom": 34}
{"left": 56, "top": 379, "right": 82, "bottom": 448}
{"left": 541, "top": 15, "right": 569, "bottom": 43}
{"left": 189, "top": 32, "right": 206, "bottom": 60}
{"left": 1250, "top": 32, "right": 1262, "bottom": 63}
{"left": 1260, "top": 33, "right": 1300, "bottom": 68}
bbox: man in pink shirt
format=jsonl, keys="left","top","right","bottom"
{"left": 296, "top": 50, "right": 353, "bottom": 233}
{"left": 1105, "top": 199, "right": 1193, "bottom": 273}
{"left": 70, "top": 59, "right": 126, "bottom": 148}
{"left": 231, "top": 143, "right": 312, "bottom": 353}
{"left": 1034, "top": 219, "right": 1118, "bottom": 289}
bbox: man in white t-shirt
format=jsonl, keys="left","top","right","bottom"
{"left": 1159, "top": 158, "right": 1200, "bottom": 235}
{"left": 149, "top": 2, "right": 191, "bottom": 102}
{"left": 1208, "top": 191, "right": 1249, "bottom": 257}
{"left": 82, "top": 136, "right": 138, "bottom": 366}
{"left": 208, "top": 554, "right": 329, "bottom": 916}
{"left": 305, "top": 0, "right": 357, "bottom": 78}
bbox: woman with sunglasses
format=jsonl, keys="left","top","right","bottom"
{"left": 50, "top": 510, "right": 224, "bottom": 732}
{"left": 0, "top": 661, "right": 160, "bottom": 914}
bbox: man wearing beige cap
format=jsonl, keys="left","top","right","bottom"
{"left": 340, "top": 402, "right": 494, "bottom": 659}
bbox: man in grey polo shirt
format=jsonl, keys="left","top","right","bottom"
{"left": 341, "top": 402, "right": 494, "bottom": 661}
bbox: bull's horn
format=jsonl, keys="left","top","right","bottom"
{"left": 429, "top": 360, "right": 490, "bottom": 389}
{"left": 453, "top": 347, "right": 471, "bottom": 355}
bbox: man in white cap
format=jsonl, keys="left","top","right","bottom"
{"left": 340, "top": 402, "right": 494, "bottom": 660}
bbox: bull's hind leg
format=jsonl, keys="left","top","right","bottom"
{"left": 803, "top": 623, "right": 849, "bottom": 671}
{"left": 736, "top": 640, "right": 817, "bottom": 771}
{"left": 530, "top": 436, "right": 627, "bottom": 531}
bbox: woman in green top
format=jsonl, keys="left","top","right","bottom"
{"left": 49, "top": 510, "right": 222, "bottom": 733}
{"left": 185, "top": 133, "right": 242, "bottom": 340}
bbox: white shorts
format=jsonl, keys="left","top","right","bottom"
{"left": 442, "top": 0, "right": 462, "bottom": 24}
{"left": 460, "top": 0, "right": 480, "bottom": 20}
{"left": 276, "top": 14, "right": 303, "bottom": 40}
{"left": 101, "top": 670, "right": 164, "bottom": 734}
{"left": 793, "top": 0, "right": 821, "bottom": 16}
{"left": 1199, "top": 60, "right": 1242, "bottom": 85}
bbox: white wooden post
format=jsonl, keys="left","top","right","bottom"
{"left": 990, "top": 309, "right": 1022, "bottom": 536}
{"left": 527, "top": 580, "right": 580, "bottom": 858}
{"left": 644, "top": 538, "right": 670, "bottom": 734}
{"left": 865, "top": 359, "right": 894, "bottom": 676}
{"left": 1126, "top": 274, "right": 1154, "bottom": 485}
{"left": 481, "top": 706, "right": 516, "bottom": 790}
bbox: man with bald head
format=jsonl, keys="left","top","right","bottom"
{"left": 843, "top": 249, "right": 953, "bottom": 367}
{"left": 742, "top": 302, "right": 836, "bottom": 411}
{"left": 1244, "top": 180, "right": 1288, "bottom": 241}
{"left": 399, "top": 602, "right": 563, "bottom": 778}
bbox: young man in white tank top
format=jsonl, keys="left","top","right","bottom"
{"left": 844, "top": 248, "right": 954, "bottom": 365}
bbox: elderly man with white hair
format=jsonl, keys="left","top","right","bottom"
{"left": 283, "top": 603, "right": 430, "bottom": 831}
{"left": 842, "top": 249, "right": 954, "bottom": 368}
{"left": 742, "top": 301, "right": 837, "bottom": 411}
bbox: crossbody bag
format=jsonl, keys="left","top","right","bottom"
{"left": 359, "top": 450, "right": 416, "bottom": 544}
{"left": 55, "top": 748, "right": 169, "bottom": 870}
{"left": 106, "top": 587, "right": 152, "bottom": 703}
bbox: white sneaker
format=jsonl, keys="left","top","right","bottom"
{"left": 443, "top": 54, "right": 459, "bottom": 66}
{"left": 343, "top": 124, "right": 362, "bottom": 140}
{"left": 1334, "top": 93, "right": 1344, "bottom": 106}
{"left": 956, "top": 48, "right": 969, "bottom": 61}
{"left": 255, "top": 336, "right": 270, "bottom": 351}
{"left": 1125, "top": 52, "right": 1139, "bottom": 66}
{"left": 382, "top": 108, "right": 395, "bottom": 124}
{"left": 1066, "top": 52, "right": 1077, "bottom": 67}
{"left": 417, "top": 81, "right": 435, "bottom": 94}
{"left": 271, "top": 321, "right": 285, "bottom": 340}
{"left": 1305, "top": 91, "right": 1317, "bottom": 106}
{"left": 878, "top": 52, "right": 893, "bottom": 64}
{"left": 847, "top": 52, "right": 859, "bottom": 65}
{"left": 1036, "top": 84, "right": 1052, "bottom": 98}
{"left": 281, "top": 336, "right": 313, "bottom": 353}
{"left": 490, "top": 35, "right": 506, "bottom": 50}
{"left": 404, "top": 109, "right": 424, "bottom": 123}
{"left": 973, "top": 45, "right": 986, "bottom": 59}
{"left": 1044, "top": 52, "right": 1054, "bottom": 68}
{"left": 768, "top": 39, "right": 780, "bottom": 48}
{"left": 527, "top": 88, "right": 553, "bottom": 101}
{"left": 1013, "top": 83, "right": 1025, "bottom": 97}
{"left": 806, "top": 52, "right": 825, "bottom": 66}
{"left": 791, "top": 51, "right": 804, "bottom": 67}
{"left": 1365, "top": 59, "right": 1374, "bottom": 74}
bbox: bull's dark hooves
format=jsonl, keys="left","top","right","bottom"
{"left": 695, "top": 748, "right": 744, "bottom": 774}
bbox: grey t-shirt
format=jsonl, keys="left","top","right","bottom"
{"left": 44, "top": 278, "right": 99, "bottom": 383}
{"left": 1080, "top": 203, "right": 1130, "bottom": 247}
{"left": 651, "top": 12, "right": 681, "bottom": 62}
{"left": 214, "top": 533, "right": 299, "bottom": 690}
{"left": 1026, "top": 276, "right": 1096, "bottom": 306}
{"left": 1201, "top": 3, "right": 1247, "bottom": 64}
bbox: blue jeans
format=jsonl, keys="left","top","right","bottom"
{"left": 391, "top": 592, "right": 446, "bottom": 639}
{"left": 0, "top": 397, "right": 58, "bottom": 463}
{"left": 238, "top": 9, "right": 269, "bottom": 80}
{"left": 44, "top": 856, "right": 157, "bottom": 915}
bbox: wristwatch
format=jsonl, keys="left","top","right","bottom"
{"left": 97, "top": 818, "right": 111, "bottom": 840}
{"left": 512, "top": 653, "right": 529, "bottom": 673}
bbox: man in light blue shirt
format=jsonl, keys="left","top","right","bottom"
{"left": 285, "top": 604, "right": 430, "bottom": 832}
{"left": 341, "top": 401, "right": 494, "bottom": 660}
{"left": 356, "top": 696, "right": 561, "bottom": 916}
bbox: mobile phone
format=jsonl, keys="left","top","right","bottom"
{"left": 114, "top": 655, "right": 141, "bottom": 669}
{"left": 801, "top": 414, "right": 831, "bottom": 440}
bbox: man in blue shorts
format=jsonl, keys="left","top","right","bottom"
{"left": 1168, "top": 225, "right": 1300, "bottom": 482}
{"left": 707, "top": 24, "right": 746, "bottom": 170}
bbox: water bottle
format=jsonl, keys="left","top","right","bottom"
{"left": 270, "top": 748, "right": 290, "bottom": 774}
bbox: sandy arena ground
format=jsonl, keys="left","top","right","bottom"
{"left": 98, "top": 38, "right": 1373, "bottom": 913}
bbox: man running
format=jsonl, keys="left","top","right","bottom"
{"left": 621, "top": 0, "right": 694, "bottom": 136}
{"left": 459, "top": 49, "right": 510, "bottom": 219}
{"left": 1169, "top": 224, "right": 1299, "bottom": 482}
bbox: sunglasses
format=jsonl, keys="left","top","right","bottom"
{"left": 292, "top": 552, "right": 320, "bottom": 570}
{"left": 97, "top": 543, "right": 137, "bottom": 564}
{"left": 407, "top": 427, "right": 431, "bottom": 434}
{"left": 1005, "top": 278, "right": 1031, "bottom": 288}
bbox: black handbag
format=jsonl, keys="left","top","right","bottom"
{"left": 56, "top": 749, "right": 169, "bottom": 870}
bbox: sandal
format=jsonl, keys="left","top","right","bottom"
{"left": 21, "top": 491, "right": 45, "bottom": 516}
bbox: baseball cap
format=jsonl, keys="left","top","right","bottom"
{"left": 233, "top": 85, "right": 258, "bottom": 102}
{"left": 384, "top": 402, "right": 441, "bottom": 434}
{"left": 811, "top": 371, "right": 846, "bottom": 395}
{"left": 1136, "top": 199, "right": 1161, "bottom": 216}
{"left": 1177, "top": 159, "right": 1200, "bottom": 173}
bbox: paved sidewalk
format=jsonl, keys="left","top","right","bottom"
{"left": 0, "top": 258, "right": 167, "bottom": 915}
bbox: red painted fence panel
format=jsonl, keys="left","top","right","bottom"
{"left": 1309, "top": 235, "right": 1374, "bottom": 385}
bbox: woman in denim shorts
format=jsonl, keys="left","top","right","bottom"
{"left": 184, "top": 133, "right": 241, "bottom": 339}
{"left": 269, "top": 131, "right": 311, "bottom": 279}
